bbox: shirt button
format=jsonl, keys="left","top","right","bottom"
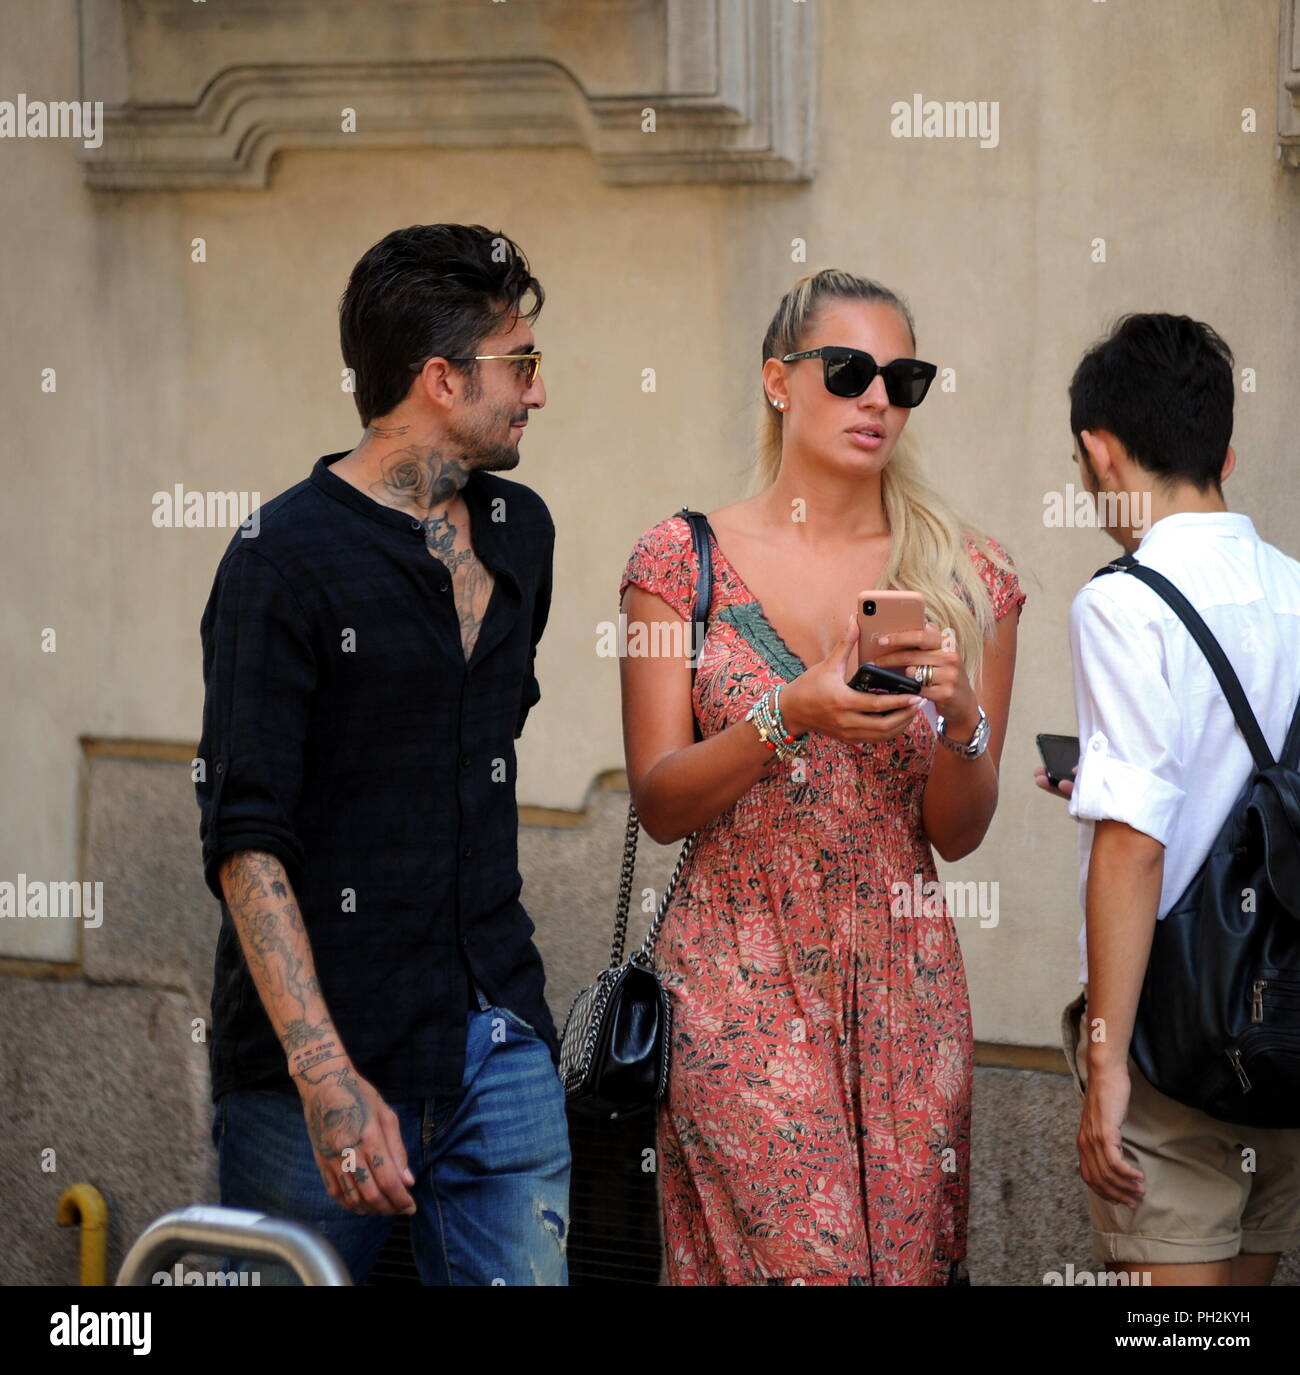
{"left": 462, "top": 844, "right": 472, "bottom": 858}
{"left": 439, "top": 581, "right": 450, "bottom": 593}
{"left": 460, "top": 754, "right": 470, "bottom": 769}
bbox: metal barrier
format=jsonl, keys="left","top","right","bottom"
{"left": 115, "top": 1206, "right": 353, "bottom": 1286}
{"left": 57, "top": 1183, "right": 109, "bottom": 1286}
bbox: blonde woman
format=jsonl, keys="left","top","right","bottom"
{"left": 618, "top": 269, "right": 1025, "bottom": 1285}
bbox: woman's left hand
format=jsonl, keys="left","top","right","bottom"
{"left": 872, "top": 622, "right": 981, "bottom": 737}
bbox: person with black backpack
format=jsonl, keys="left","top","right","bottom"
{"left": 1036, "top": 313, "right": 1300, "bottom": 1287}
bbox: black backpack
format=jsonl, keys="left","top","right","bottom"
{"left": 1090, "top": 553, "right": 1300, "bottom": 1126}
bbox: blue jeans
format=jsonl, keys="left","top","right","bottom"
{"left": 212, "top": 1004, "right": 571, "bottom": 1285}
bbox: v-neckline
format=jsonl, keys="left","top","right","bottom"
{"left": 703, "top": 527, "right": 812, "bottom": 677}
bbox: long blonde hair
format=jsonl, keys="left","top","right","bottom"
{"left": 752, "top": 268, "right": 1010, "bottom": 685}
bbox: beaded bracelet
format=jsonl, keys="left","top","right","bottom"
{"left": 771, "top": 684, "right": 800, "bottom": 744}
{"left": 745, "top": 686, "right": 808, "bottom": 762}
{"left": 767, "top": 686, "right": 808, "bottom": 759}
{"left": 745, "top": 694, "right": 778, "bottom": 752}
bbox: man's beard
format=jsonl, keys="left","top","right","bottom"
{"left": 448, "top": 399, "right": 522, "bottom": 473}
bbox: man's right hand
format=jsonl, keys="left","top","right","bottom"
{"left": 295, "top": 1057, "right": 417, "bottom": 1215}
{"left": 216, "top": 851, "right": 417, "bottom": 1216}
{"left": 1033, "top": 765, "right": 1075, "bottom": 799}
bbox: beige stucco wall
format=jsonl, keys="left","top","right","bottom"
{"left": 3, "top": 0, "right": 1298, "bottom": 1056}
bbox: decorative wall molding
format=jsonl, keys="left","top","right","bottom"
{"left": 1280, "top": 0, "right": 1300, "bottom": 168}
{"left": 76, "top": 0, "right": 815, "bottom": 190}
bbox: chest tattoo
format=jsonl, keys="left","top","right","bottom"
{"left": 420, "top": 513, "right": 496, "bottom": 661}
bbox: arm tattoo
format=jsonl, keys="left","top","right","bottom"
{"left": 282, "top": 1017, "right": 335, "bottom": 1052}
{"left": 289, "top": 1042, "right": 346, "bottom": 1078}
{"left": 221, "top": 851, "right": 326, "bottom": 1030}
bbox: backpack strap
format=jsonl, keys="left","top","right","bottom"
{"left": 1092, "top": 554, "right": 1277, "bottom": 772}
{"left": 677, "top": 507, "right": 714, "bottom": 745}
{"left": 1285, "top": 674, "right": 1300, "bottom": 772}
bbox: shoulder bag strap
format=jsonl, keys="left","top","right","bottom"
{"left": 609, "top": 508, "right": 709, "bottom": 967}
{"left": 677, "top": 507, "right": 714, "bottom": 744}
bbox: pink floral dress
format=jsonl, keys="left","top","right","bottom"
{"left": 619, "top": 515, "right": 1026, "bottom": 1285}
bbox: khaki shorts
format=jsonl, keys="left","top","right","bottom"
{"left": 1061, "top": 991, "right": 1300, "bottom": 1264}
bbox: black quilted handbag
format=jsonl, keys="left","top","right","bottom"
{"left": 558, "top": 509, "right": 712, "bottom": 1118}
{"left": 1093, "top": 554, "right": 1300, "bottom": 1126}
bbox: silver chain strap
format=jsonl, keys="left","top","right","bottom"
{"left": 609, "top": 800, "right": 697, "bottom": 970}
{"left": 607, "top": 505, "right": 706, "bottom": 968}
{"left": 559, "top": 511, "right": 706, "bottom": 1101}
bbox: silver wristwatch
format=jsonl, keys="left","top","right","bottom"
{"left": 935, "top": 705, "right": 989, "bottom": 759}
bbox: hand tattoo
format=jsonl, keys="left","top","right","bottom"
{"left": 303, "top": 1064, "right": 368, "bottom": 1159}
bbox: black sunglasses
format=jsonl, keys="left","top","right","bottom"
{"left": 781, "top": 346, "right": 938, "bottom": 408}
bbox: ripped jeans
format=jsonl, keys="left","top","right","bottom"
{"left": 213, "top": 1003, "right": 571, "bottom": 1285}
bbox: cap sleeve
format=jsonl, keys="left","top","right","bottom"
{"left": 618, "top": 516, "right": 698, "bottom": 622}
{"left": 965, "top": 534, "right": 1026, "bottom": 622}
{"left": 619, "top": 517, "right": 698, "bottom": 624}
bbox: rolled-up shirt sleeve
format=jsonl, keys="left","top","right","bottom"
{"left": 197, "top": 546, "right": 316, "bottom": 901}
{"left": 1067, "top": 583, "right": 1186, "bottom": 846}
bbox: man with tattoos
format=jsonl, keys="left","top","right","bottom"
{"left": 196, "top": 224, "right": 569, "bottom": 1285}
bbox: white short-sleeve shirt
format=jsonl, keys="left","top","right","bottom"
{"left": 1068, "top": 511, "right": 1300, "bottom": 984}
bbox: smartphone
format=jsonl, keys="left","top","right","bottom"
{"left": 848, "top": 663, "right": 922, "bottom": 695}
{"left": 847, "top": 589, "right": 927, "bottom": 689}
{"left": 1036, "top": 733, "right": 1080, "bottom": 788}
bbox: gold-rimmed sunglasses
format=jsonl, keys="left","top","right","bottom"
{"left": 424, "top": 351, "right": 543, "bottom": 387}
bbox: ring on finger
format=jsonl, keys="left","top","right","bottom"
{"left": 912, "top": 663, "right": 934, "bottom": 689}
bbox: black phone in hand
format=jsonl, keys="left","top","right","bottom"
{"left": 1036, "top": 733, "right": 1080, "bottom": 787}
{"left": 848, "top": 663, "right": 923, "bottom": 695}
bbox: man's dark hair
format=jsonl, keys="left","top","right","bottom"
{"left": 1068, "top": 312, "right": 1235, "bottom": 492}
{"left": 339, "top": 224, "right": 544, "bottom": 426}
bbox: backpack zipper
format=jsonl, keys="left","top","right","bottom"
{"left": 1248, "top": 975, "right": 1300, "bottom": 1026}
{"left": 1225, "top": 1026, "right": 1300, "bottom": 1103}
{"left": 1227, "top": 1046, "right": 1252, "bottom": 1093}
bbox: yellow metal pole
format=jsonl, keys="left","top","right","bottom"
{"left": 57, "top": 1183, "right": 108, "bottom": 1286}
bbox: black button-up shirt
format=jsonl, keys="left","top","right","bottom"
{"left": 196, "top": 453, "right": 559, "bottom": 1102}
